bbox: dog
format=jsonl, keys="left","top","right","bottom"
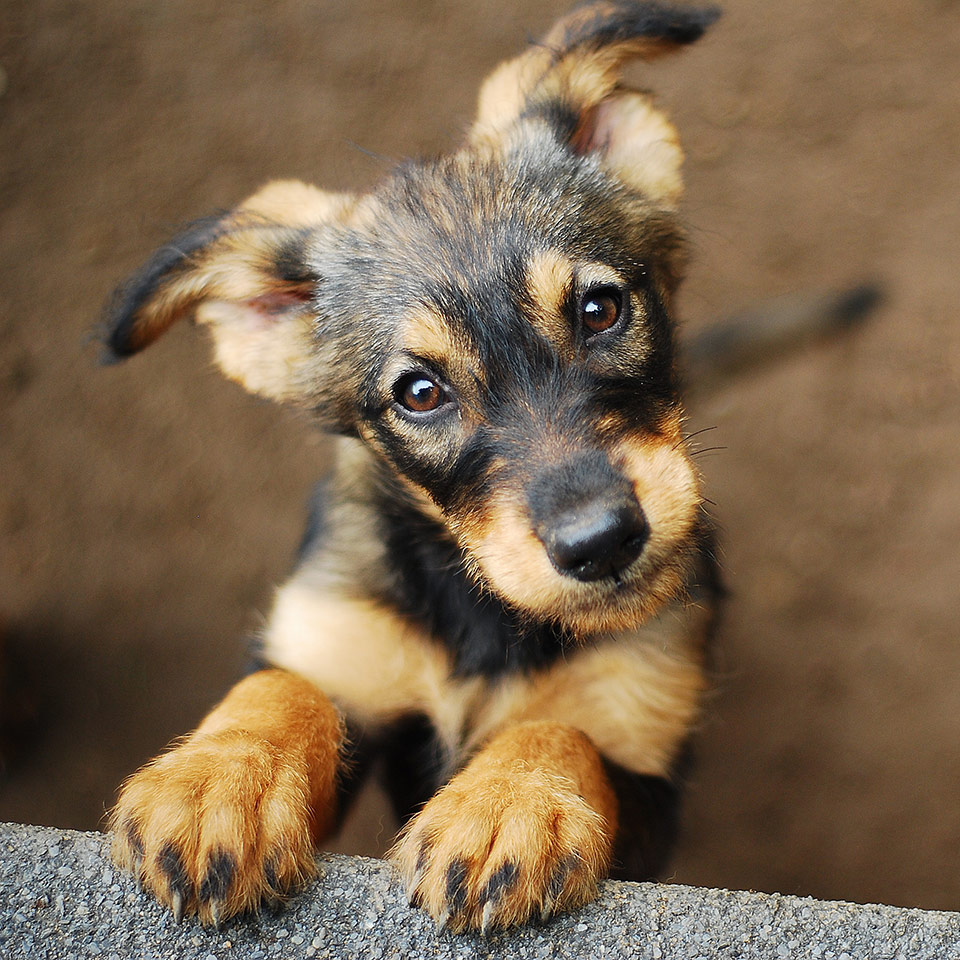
{"left": 103, "top": 0, "right": 724, "bottom": 934}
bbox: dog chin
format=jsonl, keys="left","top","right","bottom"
{"left": 489, "top": 550, "right": 693, "bottom": 638}
{"left": 561, "top": 573, "right": 682, "bottom": 636}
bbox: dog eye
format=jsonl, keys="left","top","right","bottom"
{"left": 393, "top": 373, "right": 448, "bottom": 414}
{"left": 581, "top": 287, "right": 622, "bottom": 335}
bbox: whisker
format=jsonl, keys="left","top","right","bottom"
{"left": 689, "top": 445, "right": 727, "bottom": 458}
{"left": 675, "top": 425, "right": 718, "bottom": 450}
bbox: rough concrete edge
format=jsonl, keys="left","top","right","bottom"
{"left": 2, "top": 821, "right": 959, "bottom": 960}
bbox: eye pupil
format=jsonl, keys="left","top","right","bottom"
{"left": 581, "top": 289, "right": 622, "bottom": 334}
{"left": 397, "top": 375, "right": 445, "bottom": 413}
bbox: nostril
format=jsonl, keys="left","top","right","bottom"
{"left": 618, "top": 528, "right": 648, "bottom": 562}
{"left": 544, "top": 501, "right": 649, "bottom": 582}
{"left": 608, "top": 505, "right": 649, "bottom": 570}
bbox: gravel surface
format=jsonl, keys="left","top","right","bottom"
{"left": 2, "top": 822, "right": 959, "bottom": 960}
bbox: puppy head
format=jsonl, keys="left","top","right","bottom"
{"left": 104, "top": 1, "right": 718, "bottom": 636}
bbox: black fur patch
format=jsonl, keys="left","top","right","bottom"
{"left": 100, "top": 213, "right": 227, "bottom": 361}
{"left": 445, "top": 858, "right": 470, "bottom": 915}
{"left": 125, "top": 821, "right": 144, "bottom": 858}
{"left": 374, "top": 487, "right": 573, "bottom": 677}
{"left": 553, "top": 2, "right": 721, "bottom": 54}
{"left": 548, "top": 853, "right": 579, "bottom": 899}
{"left": 378, "top": 713, "right": 451, "bottom": 826}
{"left": 526, "top": 98, "right": 581, "bottom": 144}
{"left": 198, "top": 850, "right": 236, "bottom": 904}
{"left": 482, "top": 861, "right": 519, "bottom": 903}
{"left": 273, "top": 230, "right": 317, "bottom": 285}
{"left": 603, "top": 762, "right": 682, "bottom": 880}
{"left": 158, "top": 842, "right": 192, "bottom": 899}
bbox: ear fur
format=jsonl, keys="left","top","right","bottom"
{"left": 469, "top": 1, "right": 720, "bottom": 205}
{"left": 102, "top": 181, "right": 356, "bottom": 403}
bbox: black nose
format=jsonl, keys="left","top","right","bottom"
{"left": 541, "top": 499, "right": 649, "bottom": 582}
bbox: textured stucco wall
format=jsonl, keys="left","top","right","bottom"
{"left": 3, "top": 822, "right": 960, "bottom": 959}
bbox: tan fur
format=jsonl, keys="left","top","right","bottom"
{"left": 460, "top": 427, "right": 700, "bottom": 634}
{"left": 582, "top": 93, "right": 686, "bottom": 206}
{"left": 399, "top": 306, "right": 461, "bottom": 364}
{"left": 391, "top": 721, "right": 616, "bottom": 933}
{"left": 471, "top": 41, "right": 663, "bottom": 147}
{"left": 467, "top": 611, "right": 708, "bottom": 777}
{"left": 238, "top": 179, "right": 357, "bottom": 225}
{"left": 394, "top": 307, "right": 484, "bottom": 417}
{"left": 470, "top": 9, "right": 689, "bottom": 206}
{"left": 524, "top": 249, "right": 574, "bottom": 351}
{"left": 263, "top": 569, "right": 704, "bottom": 778}
{"left": 122, "top": 182, "right": 360, "bottom": 399}
{"left": 615, "top": 423, "right": 702, "bottom": 575}
{"left": 197, "top": 298, "right": 317, "bottom": 402}
{"left": 109, "top": 670, "right": 343, "bottom": 925}
{"left": 470, "top": 50, "right": 552, "bottom": 150}
{"left": 263, "top": 582, "right": 484, "bottom": 754}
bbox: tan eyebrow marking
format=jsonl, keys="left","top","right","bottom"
{"left": 400, "top": 305, "right": 462, "bottom": 362}
{"left": 395, "top": 305, "right": 484, "bottom": 415}
{"left": 524, "top": 249, "right": 575, "bottom": 351}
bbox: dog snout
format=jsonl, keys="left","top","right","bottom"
{"left": 527, "top": 451, "right": 648, "bottom": 582}
{"left": 543, "top": 498, "right": 649, "bottom": 581}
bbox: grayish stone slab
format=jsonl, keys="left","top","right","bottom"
{"left": 1, "top": 821, "right": 958, "bottom": 959}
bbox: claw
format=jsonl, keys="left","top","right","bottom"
{"left": 405, "top": 861, "right": 426, "bottom": 908}
{"left": 171, "top": 890, "right": 184, "bottom": 924}
{"left": 540, "top": 894, "right": 555, "bottom": 923}
{"left": 480, "top": 900, "right": 496, "bottom": 937}
{"left": 209, "top": 900, "right": 221, "bottom": 929}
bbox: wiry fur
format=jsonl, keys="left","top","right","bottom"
{"left": 104, "top": 1, "right": 722, "bottom": 934}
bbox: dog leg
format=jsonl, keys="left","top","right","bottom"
{"left": 109, "top": 669, "right": 342, "bottom": 926}
{"left": 391, "top": 720, "right": 617, "bottom": 934}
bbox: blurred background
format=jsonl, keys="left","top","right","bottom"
{"left": 2, "top": 0, "right": 960, "bottom": 912}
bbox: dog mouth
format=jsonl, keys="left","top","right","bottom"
{"left": 468, "top": 513, "right": 695, "bottom": 637}
{"left": 548, "top": 531, "right": 697, "bottom": 633}
{"left": 463, "top": 439, "right": 702, "bottom": 633}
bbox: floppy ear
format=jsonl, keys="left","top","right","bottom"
{"left": 469, "top": 1, "right": 720, "bottom": 206}
{"left": 103, "top": 181, "right": 356, "bottom": 404}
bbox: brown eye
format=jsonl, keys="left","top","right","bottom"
{"left": 394, "top": 373, "right": 448, "bottom": 414}
{"left": 581, "top": 287, "right": 622, "bottom": 335}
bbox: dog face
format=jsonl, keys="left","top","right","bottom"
{"left": 353, "top": 135, "right": 700, "bottom": 634}
{"left": 104, "top": 3, "right": 716, "bottom": 637}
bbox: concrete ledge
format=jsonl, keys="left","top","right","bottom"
{"left": 2, "top": 822, "right": 958, "bottom": 960}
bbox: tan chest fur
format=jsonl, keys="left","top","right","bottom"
{"left": 262, "top": 575, "right": 708, "bottom": 778}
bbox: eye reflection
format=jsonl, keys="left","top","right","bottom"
{"left": 581, "top": 287, "right": 622, "bottom": 335}
{"left": 394, "top": 373, "right": 447, "bottom": 414}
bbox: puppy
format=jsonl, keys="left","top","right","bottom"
{"left": 104, "top": 0, "right": 722, "bottom": 934}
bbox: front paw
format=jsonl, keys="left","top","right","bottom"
{"left": 391, "top": 761, "right": 612, "bottom": 934}
{"left": 110, "top": 730, "right": 320, "bottom": 925}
